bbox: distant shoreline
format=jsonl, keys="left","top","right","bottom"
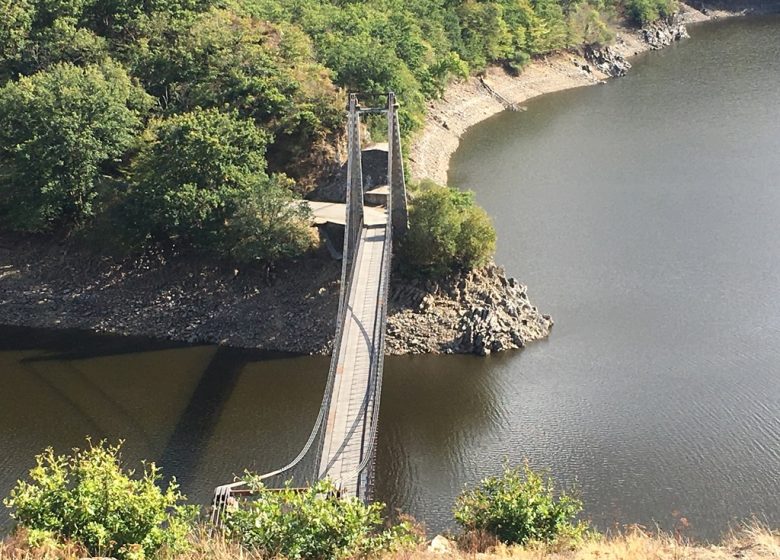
{"left": 408, "top": 2, "right": 742, "bottom": 185}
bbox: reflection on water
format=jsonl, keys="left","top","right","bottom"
{"left": 375, "top": 354, "right": 512, "bottom": 522}
{"left": 2, "top": 15, "right": 780, "bottom": 541}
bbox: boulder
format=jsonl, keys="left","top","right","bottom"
{"left": 428, "top": 535, "right": 455, "bottom": 554}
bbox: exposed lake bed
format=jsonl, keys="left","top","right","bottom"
{"left": 2, "top": 12, "right": 780, "bottom": 543}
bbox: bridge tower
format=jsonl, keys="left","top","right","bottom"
{"left": 387, "top": 92, "right": 409, "bottom": 241}
{"left": 345, "top": 93, "right": 365, "bottom": 265}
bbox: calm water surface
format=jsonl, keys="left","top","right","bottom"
{"left": 2, "top": 16, "right": 779, "bottom": 539}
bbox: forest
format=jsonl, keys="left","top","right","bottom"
{"left": 0, "top": 0, "right": 675, "bottom": 269}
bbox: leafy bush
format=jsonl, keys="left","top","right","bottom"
{"left": 454, "top": 463, "right": 588, "bottom": 546}
{"left": 224, "top": 477, "right": 420, "bottom": 560}
{"left": 0, "top": 60, "right": 151, "bottom": 231}
{"left": 126, "top": 107, "right": 313, "bottom": 262}
{"left": 399, "top": 180, "right": 496, "bottom": 278}
{"left": 625, "top": 0, "right": 677, "bottom": 25}
{"left": 3, "top": 440, "right": 195, "bottom": 560}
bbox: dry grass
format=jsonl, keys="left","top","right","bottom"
{"left": 387, "top": 524, "right": 780, "bottom": 560}
{"left": 1, "top": 525, "right": 777, "bottom": 560}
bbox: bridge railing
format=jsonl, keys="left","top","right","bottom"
{"left": 351, "top": 95, "right": 398, "bottom": 500}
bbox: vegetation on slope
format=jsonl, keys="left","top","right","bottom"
{"left": 454, "top": 464, "right": 587, "bottom": 546}
{"left": 0, "top": 0, "right": 676, "bottom": 270}
{"left": 3, "top": 440, "right": 778, "bottom": 560}
{"left": 2, "top": 441, "right": 420, "bottom": 559}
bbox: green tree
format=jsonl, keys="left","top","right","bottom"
{"left": 0, "top": 0, "right": 34, "bottom": 76}
{"left": 624, "top": 0, "right": 676, "bottom": 25}
{"left": 85, "top": 0, "right": 216, "bottom": 38}
{"left": 456, "top": 1, "right": 513, "bottom": 70}
{"left": 567, "top": 3, "right": 614, "bottom": 46}
{"left": 454, "top": 463, "right": 588, "bottom": 546}
{"left": 399, "top": 181, "right": 496, "bottom": 278}
{"left": 3, "top": 440, "right": 195, "bottom": 560}
{"left": 0, "top": 60, "right": 151, "bottom": 231}
{"left": 127, "top": 107, "right": 312, "bottom": 262}
{"left": 531, "top": 0, "right": 569, "bottom": 52}
{"left": 17, "top": 18, "right": 108, "bottom": 75}
{"left": 130, "top": 8, "right": 342, "bottom": 185}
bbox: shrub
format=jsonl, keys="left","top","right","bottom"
{"left": 454, "top": 463, "right": 588, "bottom": 546}
{"left": 0, "top": 60, "right": 151, "bottom": 231}
{"left": 399, "top": 180, "right": 496, "bottom": 278}
{"left": 126, "top": 107, "right": 313, "bottom": 262}
{"left": 224, "top": 477, "right": 420, "bottom": 559}
{"left": 3, "top": 440, "right": 196, "bottom": 560}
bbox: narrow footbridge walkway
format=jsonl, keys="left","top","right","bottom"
{"left": 211, "top": 93, "right": 408, "bottom": 523}
{"left": 318, "top": 223, "right": 389, "bottom": 494}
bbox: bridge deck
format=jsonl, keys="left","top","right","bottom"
{"left": 318, "top": 223, "right": 388, "bottom": 496}
{"left": 302, "top": 200, "right": 386, "bottom": 227}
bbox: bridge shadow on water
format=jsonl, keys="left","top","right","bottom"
{"left": 156, "top": 346, "right": 304, "bottom": 490}
{"left": 157, "top": 347, "right": 246, "bottom": 488}
{"left": 0, "top": 325, "right": 307, "bottom": 495}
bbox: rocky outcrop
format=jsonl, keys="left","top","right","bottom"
{"left": 428, "top": 535, "right": 456, "bottom": 554}
{"left": 584, "top": 13, "right": 692, "bottom": 76}
{"left": 584, "top": 45, "right": 632, "bottom": 77}
{"left": 641, "top": 15, "right": 690, "bottom": 49}
{"left": 387, "top": 264, "right": 552, "bottom": 356}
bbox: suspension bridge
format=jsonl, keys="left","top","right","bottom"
{"left": 211, "top": 92, "right": 408, "bottom": 523}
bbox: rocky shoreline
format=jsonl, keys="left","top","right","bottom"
{"left": 0, "top": 233, "right": 552, "bottom": 355}
{"left": 0, "top": 4, "right": 759, "bottom": 355}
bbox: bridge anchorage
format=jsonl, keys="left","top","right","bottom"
{"left": 211, "top": 92, "right": 408, "bottom": 527}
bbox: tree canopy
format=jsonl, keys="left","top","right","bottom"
{"left": 0, "top": 60, "right": 150, "bottom": 231}
{"left": 0, "top": 0, "right": 672, "bottom": 266}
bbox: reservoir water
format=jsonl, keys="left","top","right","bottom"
{"left": 2, "top": 16, "right": 779, "bottom": 539}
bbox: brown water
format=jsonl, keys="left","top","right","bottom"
{"left": 2, "top": 15, "right": 779, "bottom": 540}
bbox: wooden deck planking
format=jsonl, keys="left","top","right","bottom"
{"left": 318, "top": 224, "right": 388, "bottom": 496}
